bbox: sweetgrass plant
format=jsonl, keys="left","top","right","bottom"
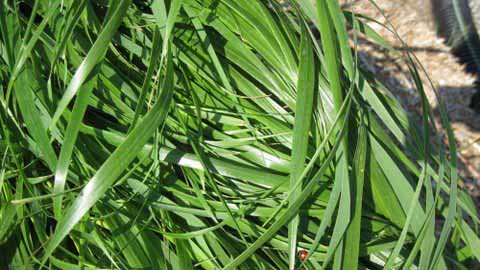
{"left": 0, "top": 0, "right": 479, "bottom": 269}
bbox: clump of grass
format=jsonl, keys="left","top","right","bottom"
{"left": 0, "top": 0, "right": 479, "bottom": 269}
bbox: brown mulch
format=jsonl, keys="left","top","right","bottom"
{"left": 278, "top": 0, "right": 480, "bottom": 198}
{"left": 341, "top": 0, "right": 480, "bottom": 199}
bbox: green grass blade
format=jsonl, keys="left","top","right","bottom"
{"left": 287, "top": 24, "right": 315, "bottom": 270}
{"left": 41, "top": 49, "right": 175, "bottom": 265}
{"left": 14, "top": 68, "right": 57, "bottom": 170}
{"left": 52, "top": 73, "right": 96, "bottom": 218}
{"left": 341, "top": 122, "right": 367, "bottom": 270}
{"left": 48, "top": 0, "right": 131, "bottom": 129}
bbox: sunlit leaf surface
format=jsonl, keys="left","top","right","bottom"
{"left": 0, "top": 0, "right": 478, "bottom": 269}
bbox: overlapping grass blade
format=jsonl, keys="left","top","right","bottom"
{"left": 0, "top": 0, "right": 478, "bottom": 269}
{"left": 48, "top": 0, "right": 132, "bottom": 129}
{"left": 52, "top": 0, "right": 131, "bottom": 218}
{"left": 287, "top": 23, "right": 315, "bottom": 269}
{"left": 41, "top": 49, "right": 175, "bottom": 265}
